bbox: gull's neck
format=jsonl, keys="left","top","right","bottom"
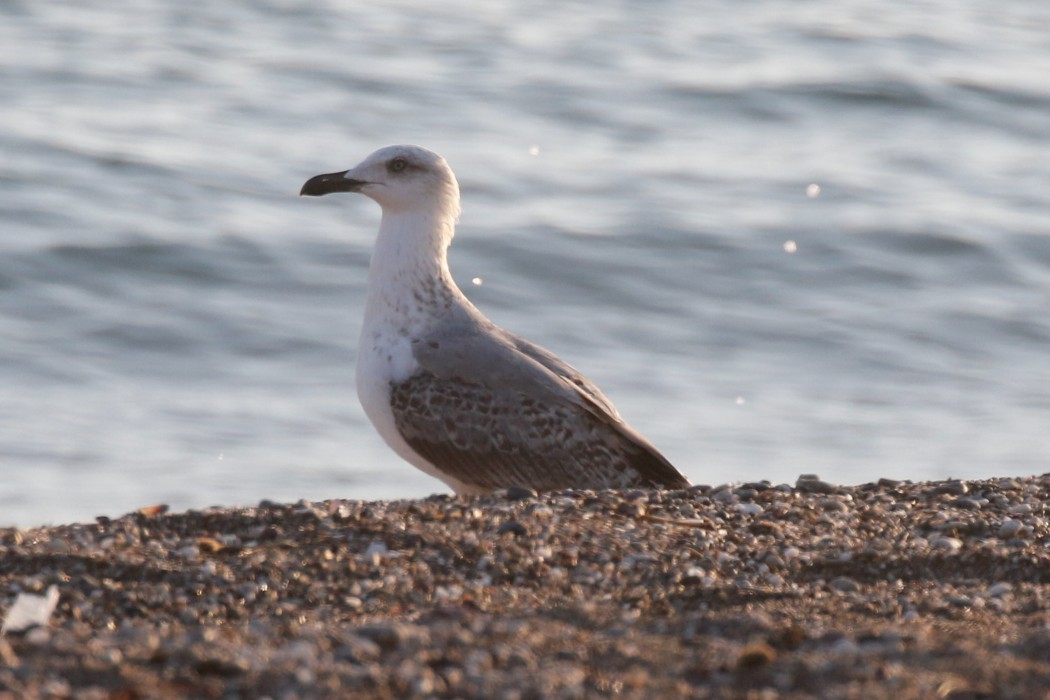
{"left": 363, "top": 207, "right": 466, "bottom": 330}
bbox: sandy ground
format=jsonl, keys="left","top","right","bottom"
{"left": 2, "top": 475, "right": 1050, "bottom": 699}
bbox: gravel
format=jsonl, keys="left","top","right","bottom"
{"left": 2, "top": 474, "right": 1050, "bottom": 698}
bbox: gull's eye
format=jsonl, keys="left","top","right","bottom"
{"left": 388, "top": 158, "right": 408, "bottom": 173}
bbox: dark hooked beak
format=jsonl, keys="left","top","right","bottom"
{"left": 299, "top": 171, "right": 369, "bottom": 197}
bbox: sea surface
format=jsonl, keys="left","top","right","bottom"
{"left": 2, "top": 1, "right": 1049, "bottom": 526}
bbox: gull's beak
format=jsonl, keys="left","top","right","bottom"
{"left": 300, "top": 170, "right": 369, "bottom": 197}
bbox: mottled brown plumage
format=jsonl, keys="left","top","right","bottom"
{"left": 390, "top": 366, "right": 688, "bottom": 492}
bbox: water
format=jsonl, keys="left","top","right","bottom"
{"left": 2, "top": 1, "right": 1049, "bottom": 527}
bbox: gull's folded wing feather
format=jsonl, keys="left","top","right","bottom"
{"left": 389, "top": 319, "right": 690, "bottom": 491}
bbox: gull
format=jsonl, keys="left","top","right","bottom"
{"left": 300, "top": 145, "right": 690, "bottom": 493}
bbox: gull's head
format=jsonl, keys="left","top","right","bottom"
{"left": 300, "top": 144, "right": 460, "bottom": 219}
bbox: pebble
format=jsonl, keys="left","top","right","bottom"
{"left": 795, "top": 475, "right": 839, "bottom": 494}
{"left": 500, "top": 486, "right": 538, "bottom": 501}
{"left": 953, "top": 497, "right": 982, "bottom": 510}
{"left": 998, "top": 519, "right": 1023, "bottom": 538}
{"left": 177, "top": 544, "right": 199, "bottom": 560}
{"left": 680, "top": 567, "right": 705, "bottom": 585}
{"left": 357, "top": 623, "right": 429, "bottom": 652}
{"left": 829, "top": 577, "right": 860, "bottom": 593}
{"left": 1, "top": 476, "right": 1049, "bottom": 699}
{"left": 931, "top": 536, "right": 963, "bottom": 552}
{"left": 932, "top": 481, "right": 968, "bottom": 496}
{"left": 496, "top": 519, "right": 527, "bottom": 536}
{"left": 25, "top": 628, "right": 51, "bottom": 645}
{"left": 711, "top": 487, "right": 739, "bottom": 504}
{"left": 819, "top": 498, "right": 849, "bottom": 513}
{"left": 980, "top": 582, "right": 1008, "bottom": 599}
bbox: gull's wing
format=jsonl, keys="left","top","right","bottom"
{"left": 497, "top": 327, "right": 622, "bottom": 420}
{"left": 389, "top": 319, "right": 690, "bottom": 491}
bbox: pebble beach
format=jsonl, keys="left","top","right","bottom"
{"left": 3, "top": 475, "right": 1050, "bottom": 699}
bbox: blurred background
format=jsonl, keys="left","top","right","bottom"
{"left": 2, "top": 1, "right": 1049, "bottom": 526}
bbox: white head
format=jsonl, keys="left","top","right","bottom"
{"left": 301, "top": 144, "right": 461, "bottom": 220}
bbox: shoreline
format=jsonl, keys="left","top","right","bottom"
{"left": 2, "top": 475, "right": 1049, "bottom": 698}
